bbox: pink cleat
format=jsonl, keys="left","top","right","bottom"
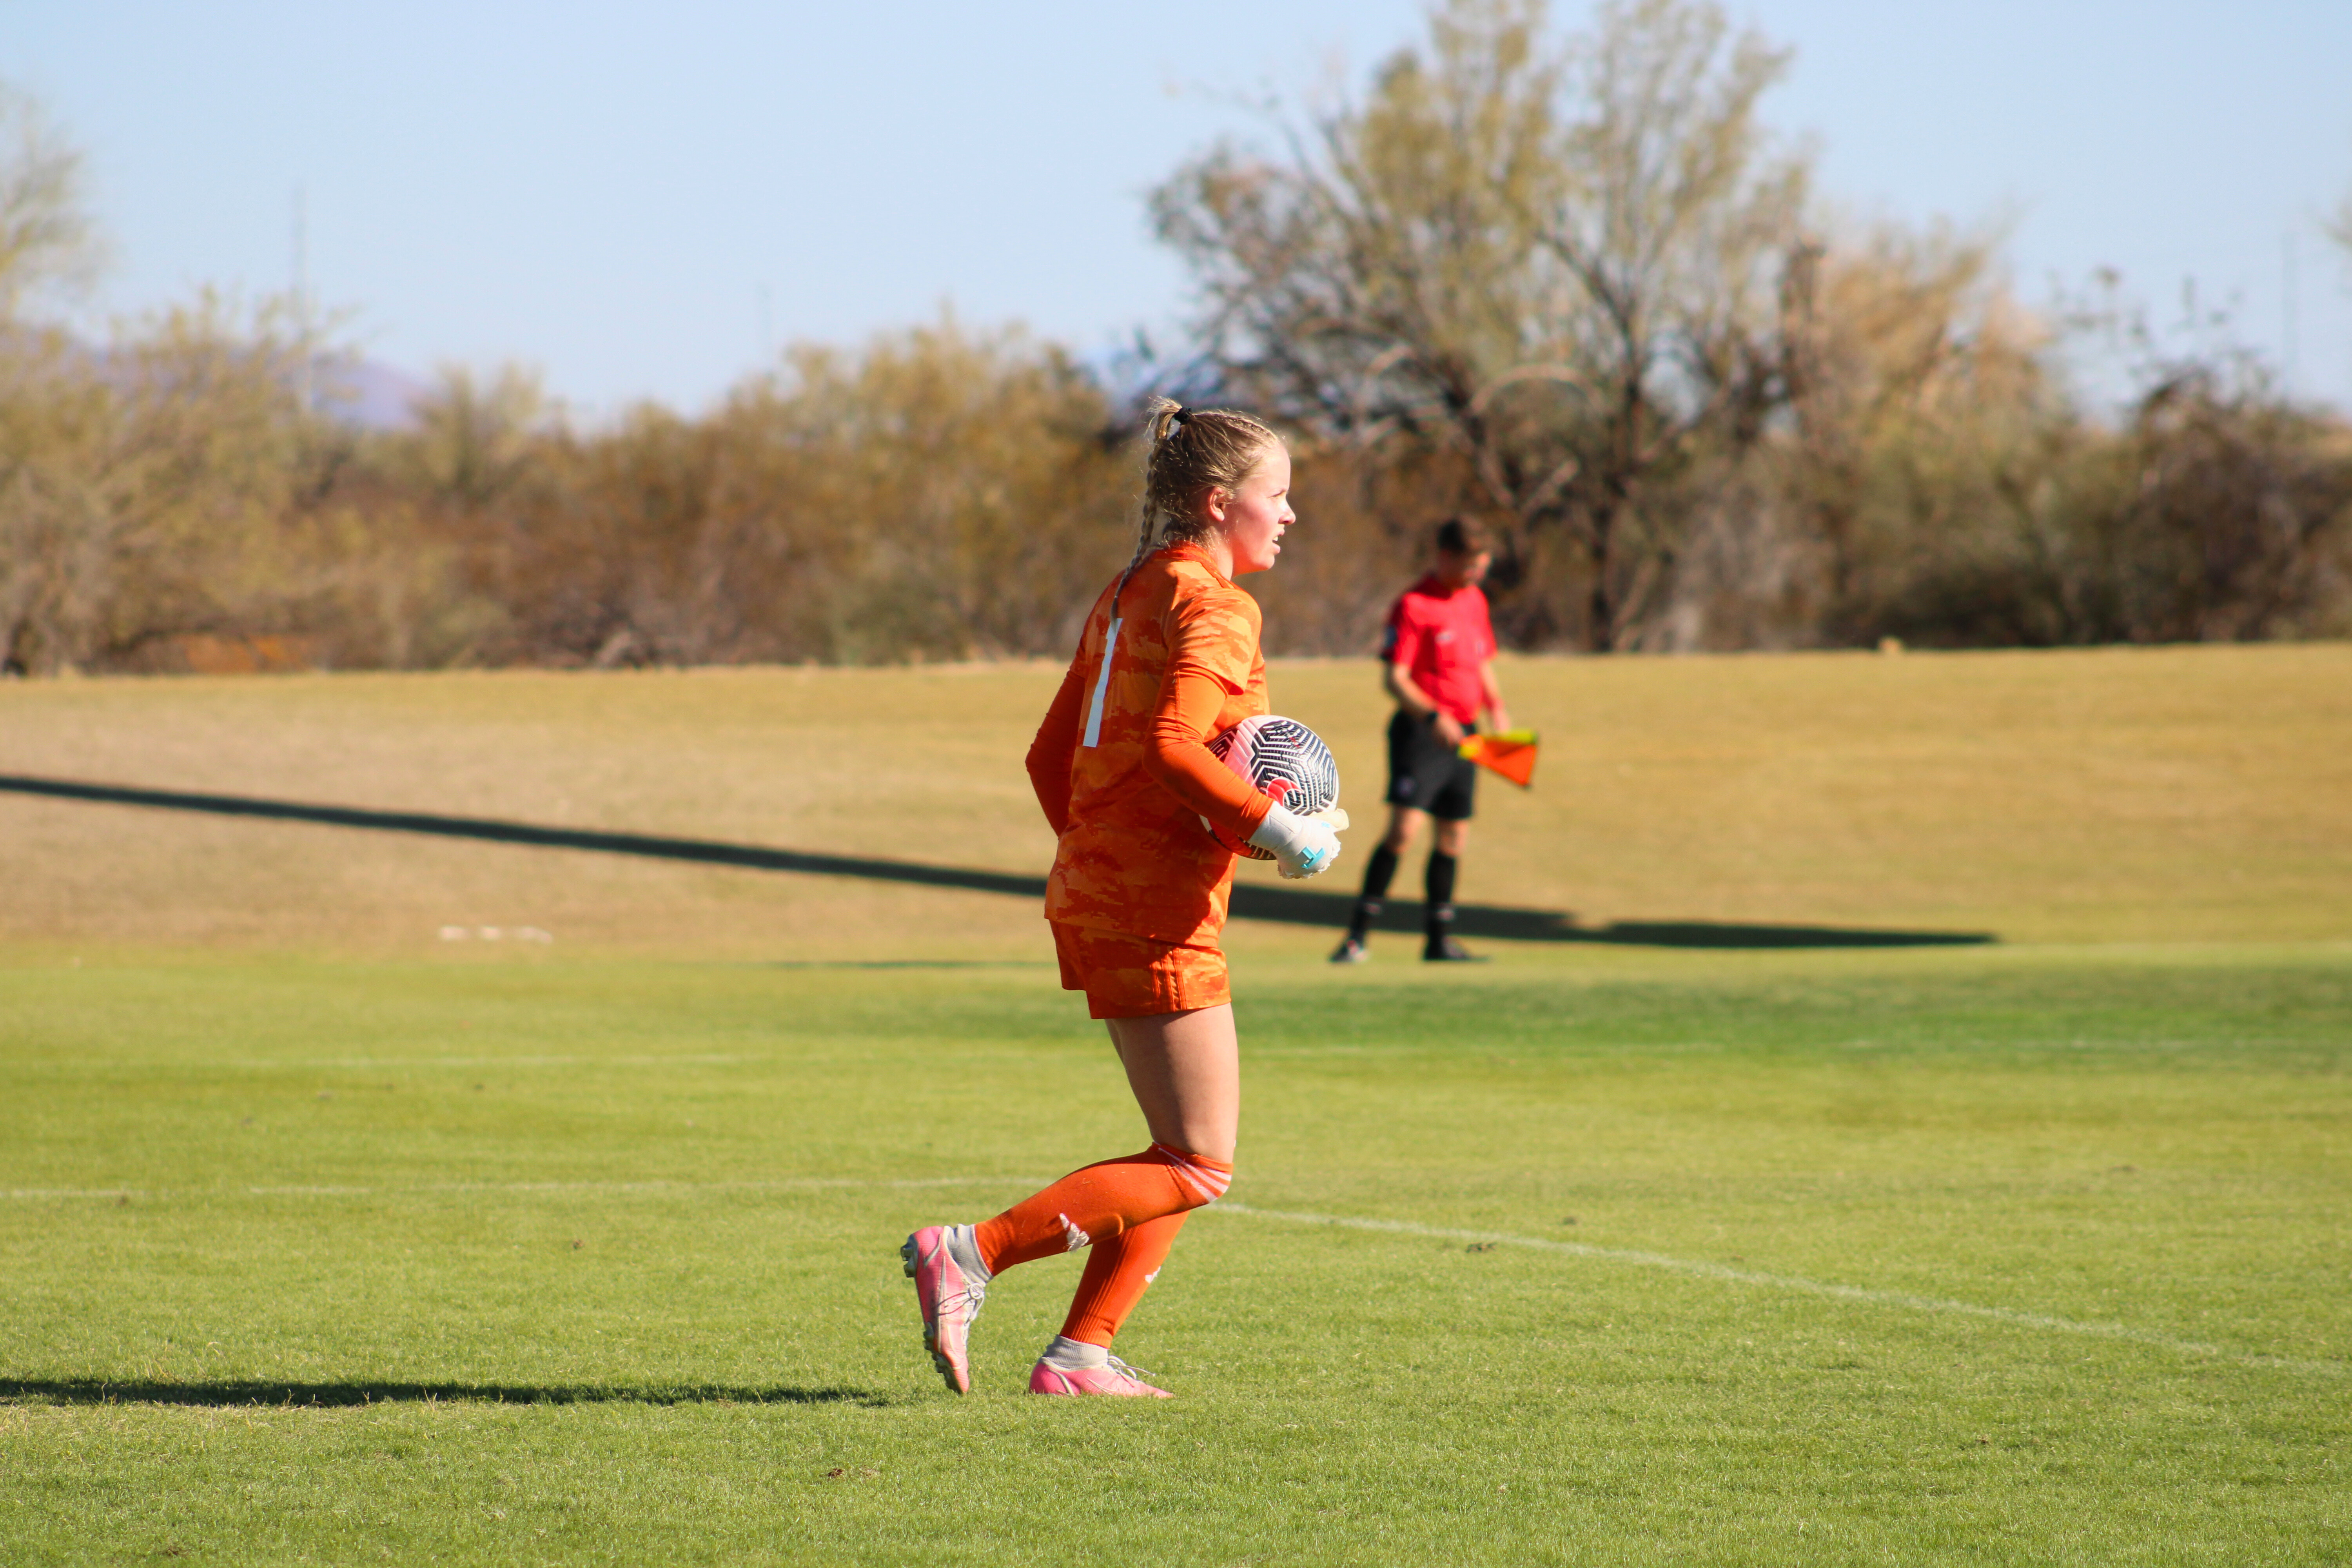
{"left": 1028, "top": 1355, "right": 1173, "bottom": 1398}
{"left": 901, "top": 1225, "right": 987, "bottom": 1395}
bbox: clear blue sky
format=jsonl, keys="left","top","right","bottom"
{"left": 8, "top": 1, "right": 2349, "bottom": 415}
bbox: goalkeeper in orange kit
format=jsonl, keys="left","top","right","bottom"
{"left": 898, "top": 399, "right": 1338, "bottom": 1399}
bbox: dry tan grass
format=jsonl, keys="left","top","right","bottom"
{"left": 2, "top": 642, "right": 2347, "bottom": 959}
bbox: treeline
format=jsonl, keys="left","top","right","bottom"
{"left": 0, "top": 312, "right": 1144, "bottom": 673}
{"left": 4, "top": 3, "right": 2350, "bottom": 676}
{"left": 1157, "top": 0, "right": 2352, "bottom": 653}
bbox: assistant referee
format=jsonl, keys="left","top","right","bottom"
{"left": 1332, "top": 518, "right": 1512, "bottom": 964}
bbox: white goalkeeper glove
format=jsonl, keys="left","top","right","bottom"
{"left": 1247, "top": 802, "right": 1343, "bottom": 879}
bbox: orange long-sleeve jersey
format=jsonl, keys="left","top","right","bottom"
{"left": 1028, "top": 544, "right": 1274, "bottom": 947}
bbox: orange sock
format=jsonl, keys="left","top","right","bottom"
{"left": 1060, "top": 1209, "right": 1187, "bottom": 1347}
{"left": 973, "top": 1143, "right": 1231, "bottom": 1275}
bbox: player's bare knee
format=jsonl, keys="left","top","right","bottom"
{"left": 1152, "top": 1143, "right": 1235, "bottom": 1209}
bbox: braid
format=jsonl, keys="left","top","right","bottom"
{"left": 1113, "top": 396, "right": 1280, "bottom": 609}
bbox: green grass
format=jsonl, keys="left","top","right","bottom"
{"left": 4, "top": 646, "right": 2347, "bottom": 1559}
{"left": 8, "top": 644, "right": 2352, "bottom": 955}
{"left": 4, "top": 946, "right": 2347, "bottom": 1564}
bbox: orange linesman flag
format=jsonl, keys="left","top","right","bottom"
{"left": 1458, "top": 730, "right": 1540, "bottom": 788}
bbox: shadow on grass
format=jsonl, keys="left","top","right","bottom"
{"left": 1230, "top": 886, "right": 1994, "bottom": 948}
{"left": 765, "top": 960, "right": 1054, "bottom": 970}
{"left": 0, "top": 1377, "right": 895, "bottom": 1409}
{"left": 0, "top": 773, "right": 1993, "bottom": 951}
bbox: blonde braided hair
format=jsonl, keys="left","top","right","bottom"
{"left": 1118, "top": 397, "right": 1283, "bottom": 588}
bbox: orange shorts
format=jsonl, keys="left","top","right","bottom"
{"left": 1051, "top": 920, "right": 1231, "bottom": 1021}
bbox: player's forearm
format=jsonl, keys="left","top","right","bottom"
{"left": 1479, "top": 663, "right": 1510, "bottom": 730}
{"left": 1142, "top": 733, "right": 1268, "bottom": 837}
{"left": 1384, "top": 664, "right": 1439, "bottom": 720}
{"left": 1026, "top": 751, "right": 1074, "bottom": 835}
{"left": 1025, "top": 663, "right": 1087, "bottom": 834}
{"left": 1146, "top": 666, "right": 1272, "bottom": 838}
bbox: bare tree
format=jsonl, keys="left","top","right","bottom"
{"left": 1154, "top": 0, "right": 1809, "bottom": 648}
{"left": 0, "top": 85, "right": 107, "bottom": 672}
{"left": 0, "top": 294, "right": 329, "bottom": 674}
{"left": 1775, "top": 220, "right": 2052, "bottom": 623}
{"left": 0, "top": 84, "right": 102, "bottom": 317}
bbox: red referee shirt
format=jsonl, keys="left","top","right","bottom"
{"left": 1380, "top": 574, "right": 1496, "bottom": 726}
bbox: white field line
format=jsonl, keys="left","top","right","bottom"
{"left": 216, "top": 1054, "right": 759, "bottom": 1069}
{"left": 6, "top": 1178, "right": 2334, "bottom": 1377}
{"left": 1211, "top": 1202, "right": 2342, "bottom": 1379}
{"left": 4, "top": 1177, "right": 1022, "bottom": 1202}
{"left": 0, "top": 1054, "right": 766, "bottom": 1073}
{"left": 5, "top": 1189, "right": 154, "bottom": 1200}
{"left": 240, "top": 1177, "right": 1013, "bottom": 1197}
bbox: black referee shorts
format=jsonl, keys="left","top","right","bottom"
{"left": 1384, "top": 710, "right": 1479, "bottom": 822}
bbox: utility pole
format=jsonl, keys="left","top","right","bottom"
{"left": 292, "top": 185, "right": 312, "bottom": 415}
{"left": 2282, "top": 227, "right": 2299, "bottom": 396}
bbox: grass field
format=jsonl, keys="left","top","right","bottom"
{"left": 3, "top": 646, "right": 2349, "bottom": 1563}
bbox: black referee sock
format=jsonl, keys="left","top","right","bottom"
{"left": 1348, "top": 844, "right": 1401, "bottom": 940}
{"left": 1424, "top": 851, "right": 1459, "bottom": 940}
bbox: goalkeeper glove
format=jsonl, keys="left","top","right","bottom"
{"left": 1247, "top": 802, "right": 1342, "bottom": 879}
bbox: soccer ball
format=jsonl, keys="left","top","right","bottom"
{"left": 1204, "top": 715, "right": 1341, "bottom": 859}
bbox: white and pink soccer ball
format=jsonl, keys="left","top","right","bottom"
{"left": 1204, "top": 715, "right": 1341, "bottom": 859}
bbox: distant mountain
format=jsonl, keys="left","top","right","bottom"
{"left": 312, "top": 354, "right": 432, "bottom": 432}
{"left": 2, "top": 326, "right": 436, "bottom": 434}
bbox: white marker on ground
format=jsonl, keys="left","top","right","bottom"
{"left": 1209, "top": 1202, "right": 2341, "bottom": 1378}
